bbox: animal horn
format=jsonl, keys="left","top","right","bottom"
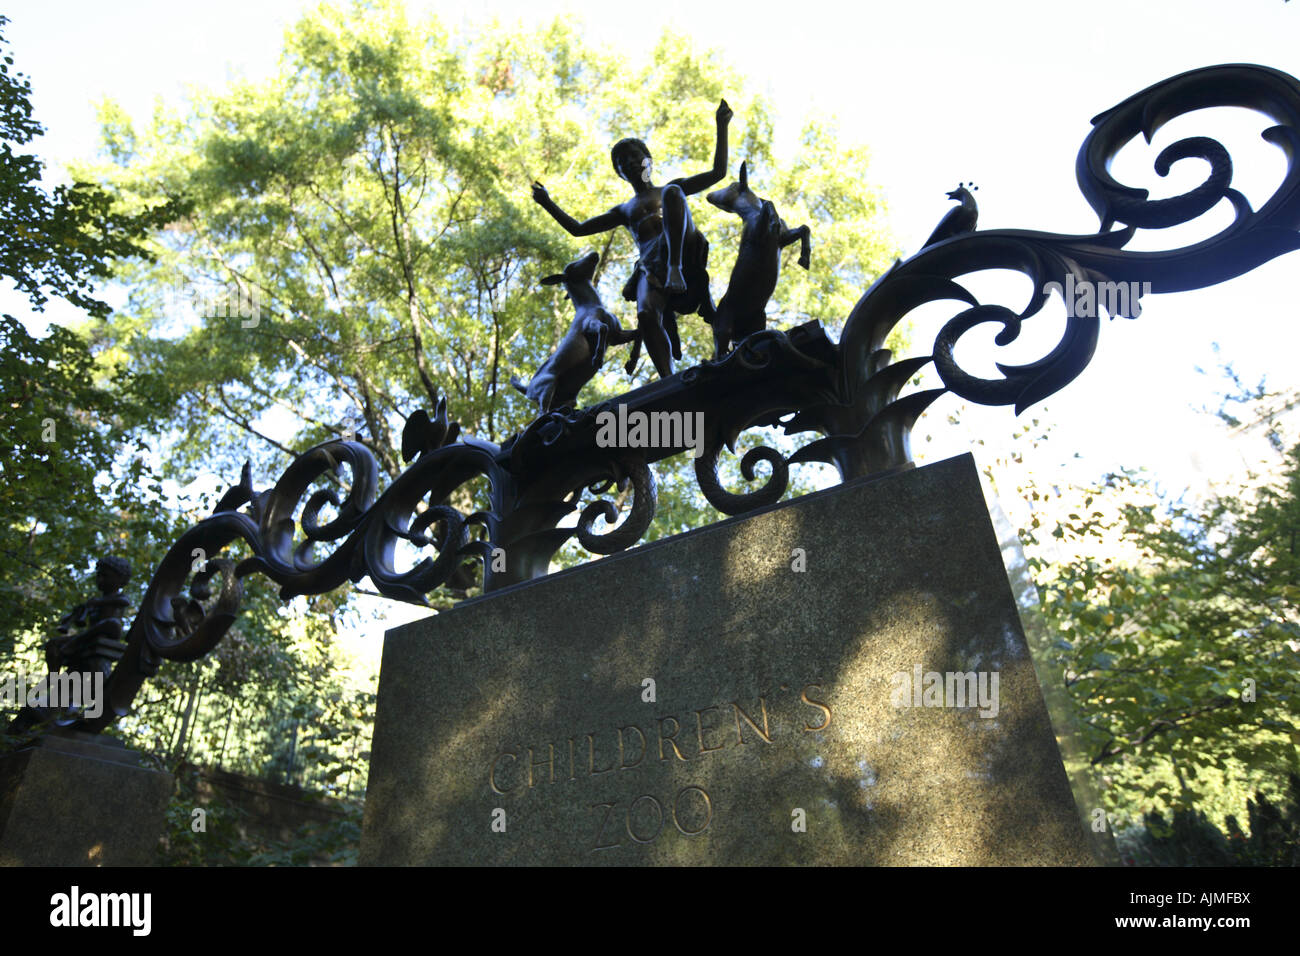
{"left": 739, "top": 161, "right": 748, "bottom": 189}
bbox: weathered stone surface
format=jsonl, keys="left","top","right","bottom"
{"left": 0, "top": 733, "right": 171, "bottom": 866}
{"left": 360, "top": 453, "right": 1097, "bottom": 865}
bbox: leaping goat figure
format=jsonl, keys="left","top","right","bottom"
{"left": 705, "top": 161, "right": 811, "bottom": 359}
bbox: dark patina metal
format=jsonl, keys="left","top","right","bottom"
{"left": 8, "top": 558, "right": 131, "bottom": 734}
{"left": 705, "top": 160, "right": 811, "bottom": 359}
{"left": 531, "top": 99, "right": 732, "bottom": 378}
{"left": 510, "top": 251, "right": 638, "bottom": 414}
{"left": 33, "top": 63, "right": 1300, "bottom": 734}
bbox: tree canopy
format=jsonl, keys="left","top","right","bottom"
{"left": 4, "top": 3, "right": 1296, "bottom": 863}
{"left": 0, "top": 12, "right": 372, "bottom": 803}
{"left": 82, "top": 2, "right": 897, "bottom": 538}
{"left": 1, "top": 2, "right": 898, "bottom": 811}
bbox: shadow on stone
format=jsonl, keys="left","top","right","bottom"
{"left": 360, "top": 454, "right": 1099, "bottom": 866}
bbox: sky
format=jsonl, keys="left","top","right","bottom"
{"left": 6, "top": 0, "right": 1300, "bottom": 645}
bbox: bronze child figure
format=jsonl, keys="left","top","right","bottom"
{"left": 45, "top": 556, "right": 131, "bottom": 681}
{"left": 531, "top": 98, "right": 733, "bottom": 379}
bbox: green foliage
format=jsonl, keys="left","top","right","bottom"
{"left": 0, "top": 15, "right": 181, "bottom": 319}
{"left": 160, "top": 764, "right": 362, "bottom": 866}
{"left": 0, "top": 14, "right": 182, "bottom": 648}
{"left": 111, "top": 574, "right": 375, "bottom": 799}
{"left": 1117, "top": 773, "right": 1300, "bottom": 866}
{"left": 241, "top": 809, "right": 362, "bottom": 867}
{"left": 0, "top": 315, "right": 171, "bottom": 645}
{"left": 7, "top": 3, "right": 897, "bottom": 819}
{"left": 0, "top": 16, "right": 367, "bottom": 808}
{"left": 159, "top": 775, "right": 247, "bottom": 867}
{"left": 1025, "top": 447, "right": 1300, "bottom": 830}
{"left": 82, "top": 0, "right": 896, "bottom": 518}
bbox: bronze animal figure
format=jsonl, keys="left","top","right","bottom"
{"left": 511, "top": 251, "right": 636, "bottom": 413}
{"left": 705, "top": 161, "right": 811, "bottom": 359}
{"left": 921, "top": 181, "right": 979, "bottom": 249}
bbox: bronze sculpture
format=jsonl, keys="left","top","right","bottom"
{"left": 45, "top": 557, "right": 131, "bottom": 683}
{"left": 7, "top": 557, "right": 131, "bottom": 733}
{"left": 531, "top": 98, "right": 732, "bottom": 378}
{"left": 705, "top": 160, "right": 811, "bottom": 358}
{"left": 10, "top": 62, "right": 1300, "bottom": 737}
{"left": 921, "top": 182, "right": 979, "bottom": 249}
{"left": 511, "top": 251, "right": 637, "bottom": 414}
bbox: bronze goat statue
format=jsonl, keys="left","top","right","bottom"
{"left": 705, "top": 161, "right": 811, "bottom": 359}
{"left": 512, "top": 251, "right": 636, "bottom": 413}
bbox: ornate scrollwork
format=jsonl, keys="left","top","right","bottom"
{"left": 60, "top": 63, "right": 1300, "bottom": 734}
{"left": 907, "top": 63, "right": 1300, "bottom": 414}
{"left": 695, "top": 441, "right": 789, "bottom": 516}
{"left": 575, "top": 457, "right": 657, "bottom": 554}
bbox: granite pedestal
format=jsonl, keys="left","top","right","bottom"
{"left": 360, "top": 453, "right": 1099, "bottom": 865}
{"left": 0, "top": 731, "right": 172, "bottom": 866}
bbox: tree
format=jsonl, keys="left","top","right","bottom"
{"left": 0, "top": 14, "right": 181, "bottom": 646}
{"left": 81, "top": 1, "right": 898, "bottom": 585}
{"left": 29, "top": 5, "right": 897, "bottom": 824}
{"left": 0, "top": 316, "right": 170, "bottom": 646}
{"left": 0, "top": 16, "right": 177, "bottom": 319}
{"left": 0, "top": 20, "right": 363, "bottom": 814}
{"left": 1022, "top": 434, "right": 1300, "bottom": 831}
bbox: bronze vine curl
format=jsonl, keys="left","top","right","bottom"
{"left": 63, "top": 63, "right": 1300, "bottom": 733}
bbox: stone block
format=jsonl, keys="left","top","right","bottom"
{"left": 360, "top": 454, "right": 1097, "bottom": 865}
{"left": 0, "top": 732, "right": 172, "bottom": 866}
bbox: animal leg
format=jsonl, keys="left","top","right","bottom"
{"left": 624, "top": 335, "right": 642, "bottom": 376}
{"left": 585, "top": 320, "right": 608, "bottom": 369}
{"left": 607, "top": 314, "right": 638, "bottom": 346}
{"left": 538, "top": 378, "right": 557, "bottom": 415}
{"left": 696, "top": 265, "right": 717, "bottom": 324}
{"left": 712, "top": 307, "right": 731, "bottom": 361}
{"left": 780, "top": 221, "right": 812, "bottom": 270}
